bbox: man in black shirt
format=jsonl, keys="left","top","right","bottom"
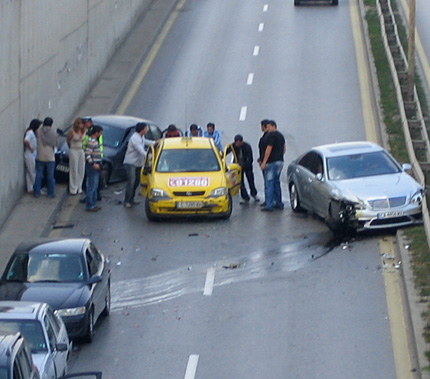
{"left": 259, "top": 120, "right": 286, "bottom": 211}
{"left": 232, "top": 135, "right": 259, "bottom": 204}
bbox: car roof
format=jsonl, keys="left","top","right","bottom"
{"left": 14, "top": 238, "right": 89, "bottom": 256}
{"left": 160, "top": 137, "right": 215, "bottom": 150}
{"left": 89, "top": 115, "right": 155, "bottom": 129}
{"left": 0, "top": 301, "right": 48, "bottom": 321}
{"left": 312, "top": 141, "right": 384, "bottom": 158}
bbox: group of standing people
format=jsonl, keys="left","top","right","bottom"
{"left": 230, "top": 119, "right": 286, "bottom": 211}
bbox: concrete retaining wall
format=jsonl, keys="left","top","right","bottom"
{"left": 0, "top": 0, "right": 152, "bottom": 227}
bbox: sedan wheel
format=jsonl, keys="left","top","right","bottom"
{"left": 145, "top": 198, "right": 158, "bottom": 222}
{"left": 102, "top": 284, "right": 111, "bottom": 317}
{"left": 85, "top": 310, "right": 95, "bottom": 343}
{"left": 290, "top": 183, "right": 304, "bottom": 212}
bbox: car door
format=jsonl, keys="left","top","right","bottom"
{"left": 307, "top": 153, "right": 332, "bottom": 218}
{"left": 45, "top": 308, "right": 68, "bottom": 378}
{"left": 141, "top": 145, "right": 155, "bottom": 197}
{"left": 86, "top": 244, "right": 107, "bottom": 320}
{"left": 294, "top": 152, "right": 317, "bottom": 212}
{"left": 223, "top": 143, "right": 242, "bottom": 196}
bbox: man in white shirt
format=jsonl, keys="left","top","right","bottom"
{"left": 123, "top": 122, "right": 154, "bottom": 208}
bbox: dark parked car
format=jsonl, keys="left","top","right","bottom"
{"left": 0, "top": 333, "right": 40, "bottom": 379}
{"left": 0, "top": 239, "right": 111, "bottom": 343}
{"left": 294, "top": 0, "right": 338, "bottom": 5}
{"left": 55, "top": 115, "right": 162, "bottom": 183}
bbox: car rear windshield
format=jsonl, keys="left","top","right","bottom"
{"left": 156, "top": 149, "right": 220, "bottom": 172}
{"left": 5, "top": 253, "right": 85, "bottom": 283}
{"left": 327, "top": 151, "right": 401, "bottom": 180}
{"left": 0, "top": 321, "right": 47, "bottom": 353}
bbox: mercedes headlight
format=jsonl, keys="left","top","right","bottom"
{"left": 411, "top": 190, "right": 423, "bottom": 204}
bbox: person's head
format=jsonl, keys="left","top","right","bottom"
{"left": 190, "top": 124, "right": 199, "bottom": 136}
{"left": 43, "top": 117, "right": 53, "bottom": 127}
{"left": 260, "top": 119, "right": 269, "bottom": 132}
{"left": 135, "top": 122, "right": 148, "bottom": 135}
{"left": 166, "top": 124, "right": 179, "bottom": 137}
{"left": 266, "top": 120, "right": 277, "bottom": 131}
{"left": 207, "top": 122, "right": 215, "bottom": 135}
{"left": 89, "top": 125, "right": 103, "bottom": 138}
{"left": 72, "top": 117, "right": 84, "bottom": 132}
{"left": 234, "top": 134, "right": 243, "bottom": 147}
{"left": 28, "top": 119, "right": 42, "bottom": 133}
{"left": 82, "top": 117, "right": 93, "bottom": 129}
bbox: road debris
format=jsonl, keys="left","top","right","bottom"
{"left": 52, "top": 224, "right": 74, "bottom": 229}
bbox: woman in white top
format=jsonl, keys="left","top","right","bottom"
{"left": 67, "top": 117, "right": 86, "bottom": 195}
{"left": 23, "top": 119, "right": 42, "bottom": 193}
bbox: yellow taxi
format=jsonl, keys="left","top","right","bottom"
{"left": 140, "top": 137, "right": 242, "bottom": 220}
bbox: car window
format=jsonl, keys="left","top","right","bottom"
{"left": 156, "top": 149, "right": 220, "bottom": 172}
{"left": 327, "top": 151, "right": 401, "bottom": 180}
{"left": 298, "top": 152, "right": 322, "bottom": 174}
{"left": 0, "top": 321, "right": 47, "bottom": 352}
{"left": 16, "top": 346, "right": 32, "bottom": 379}
{"left": 86, "top": 247, "right": 101, "bottom": 277}
{"left": 147, "top": 124, "right": 162, "bottom": 140}
{"left": 23, "top": 253, "right": 84, "bottom": 282}
{"left": 44, "top": 315, "right": 56, "bottom": 349}
{"left": 46, "top": 308, "right": 60, "bottom": 336}
{"left": 100, "top": 125, "right": 125, "bottom": 148}
{"left": 4, "top": 254, "right": 29, "bottom": 281}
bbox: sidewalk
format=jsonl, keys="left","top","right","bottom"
{"left": 0, "top": 0, "right": 180, "bottom": 268}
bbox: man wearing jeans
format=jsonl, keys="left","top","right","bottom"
{"left": 259, "top": 120, "right": 286, "bottom": 211}
{"left": 84, "top": 125, "right": 103, "bottom": 212}
{"left": 123, "top": 122, "right": 154, "bottom": 208}
{"left": 34, "top": 117, "right": 58, "bottom": 198}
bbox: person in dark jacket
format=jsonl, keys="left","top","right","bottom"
{"left": 232, "top": 134, "right": 259, "bottom": 204}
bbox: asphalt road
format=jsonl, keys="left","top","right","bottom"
{"left": 51, "top": 0, "right": 401, "bottom": 378}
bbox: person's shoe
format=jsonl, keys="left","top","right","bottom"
{"left": 86, "top": 206, "right": 101, "bottom": 212}
{"left": 239, "top": 200, "right": 249, "bottom": 205}
{"left": 274, "top": 204, "right": 284, "bottom": 210}
{"left": 259, "top": 202, "right": 266, "bottom": 207}
{"left": 79, "top": 197, "right": 87, "bottom": 203}
{"left": 253, "top": 196, "right": 260, "bottom": 202}
{"left": 47, "top": 194, "right": 56, "bottom": 199}
{"left": 124, "top": 203, "right": 132, "bottom": 208}
{"left": 33, "top": 194, "right": 40, "bottom": 199}
{"left": 131, "top": 200, "right": 140, "bottom": 205}
{"left": 261, "top": 207, "right": 273, "bottom": 212}
{"left": 41, "top": 188, "right": 48, "bottom": 195}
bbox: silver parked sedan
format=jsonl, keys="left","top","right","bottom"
{"left": 287, "top": 141, "right": 423, "bottom": 232}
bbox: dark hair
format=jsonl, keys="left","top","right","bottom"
{"left": 167, "top": 124, "right": 177, "bottom": 132}
{"left": 234, "top": 134, "right": 243, "bottom": 142}
{"left": 28, "top": 119, "right": 42, "bottom": 132}
{"left": 260, "top": 119, "right": 270, "bottom": 126}
{"left": 267, "top": 120, "right": 277, "bottom": 128}
{"left": 89, "top": 125, "right": 103, "bottom": 136}
{"left": 135, "top": 122, "right": 148, "bottom": 133}
{"left": 43, "top": 117, "right": 53, "bottom": 127}
{"left": 190, "top": 124, "right": 198, "bottom": 130}
{"left": 207, "top": 122, "right": 215, "bottom": 129}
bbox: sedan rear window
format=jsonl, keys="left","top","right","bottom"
{"left": 327, "top": 151, "right": 401, "bottom": 180}
{"left": 156, "top": 149, "right": 220, "bottom": 172}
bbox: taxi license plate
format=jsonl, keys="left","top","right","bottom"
{"left": 378, "top": 210, "right": 404, "bottom": 219}
{"left": 56, "top": 164, "right": 69, "bottom": 173}
{"left": 177, "top": 201, "right": 203, "bottom": 209}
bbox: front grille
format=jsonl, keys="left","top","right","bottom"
{"left": 173, "top": 191, "right": 205, "bottom": 196}
{"left": 369, "top": 196, "right": 406, "bottom": 209}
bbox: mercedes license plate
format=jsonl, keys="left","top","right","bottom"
{"left": 56, "top": 164, "right": 69, "bottom": 173}
{"left": 378, "top": 210, "right": 404, "bottom": 219}
{"left": 177, "top": 201, "right": 203, "bottom": 209}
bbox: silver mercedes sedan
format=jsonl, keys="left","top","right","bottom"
{"left": 287, "top": 141, "right": 424, "bottom": 232}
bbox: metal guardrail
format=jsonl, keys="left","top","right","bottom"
{"left": 377, "top": 0, "right": 430, "bottom": 248}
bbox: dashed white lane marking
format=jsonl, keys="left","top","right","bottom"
{"left": 263, "top": 4, "right": 269, "bottom": 12}
{"left": 203, "top": 267, "right": 215, "bottom": 296}
{"left": 253, "top": 46, "right": 260, "bottom": 56}
{"left": 184, "top": 355, "right": 199, "bottom": 379}
{"left": 258, "top": 23, "right": 264, "bottom": 32}
{"left": 239, "top": 106, "right": 247, "bottom": 121}
{"left": 247, "top": 73, "right": 254, "bottom": 85}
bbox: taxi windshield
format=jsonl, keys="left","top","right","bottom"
{"left": 156, "top": 149, "right": 220, "bottom": 173}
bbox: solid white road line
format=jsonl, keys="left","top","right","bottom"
{"left": 184, "top": 355, "right": 199, "bottom": 379}
{"left": 239, "top": 106, "right": 248, "bottom": 121}
{"left": 258, "top": 23, "right": 264, "bottom": 32}
{"left": 253, "top": 46, "right": 260, "bottom": 56}
{"left": 247, "top": 73, "right": 254, "bottom": 85}
{"left": 263, "top": 4, "right": 268, "bottom": 12}
{"left": 203, "top": 267, "right": 215, "bottom": 296}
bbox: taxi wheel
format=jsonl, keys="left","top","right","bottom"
{"left": 220, "top": 194, "right": 233, "bottom": 219}
{"left": 145, "top": 198, "right": 159, "bottom": 222}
